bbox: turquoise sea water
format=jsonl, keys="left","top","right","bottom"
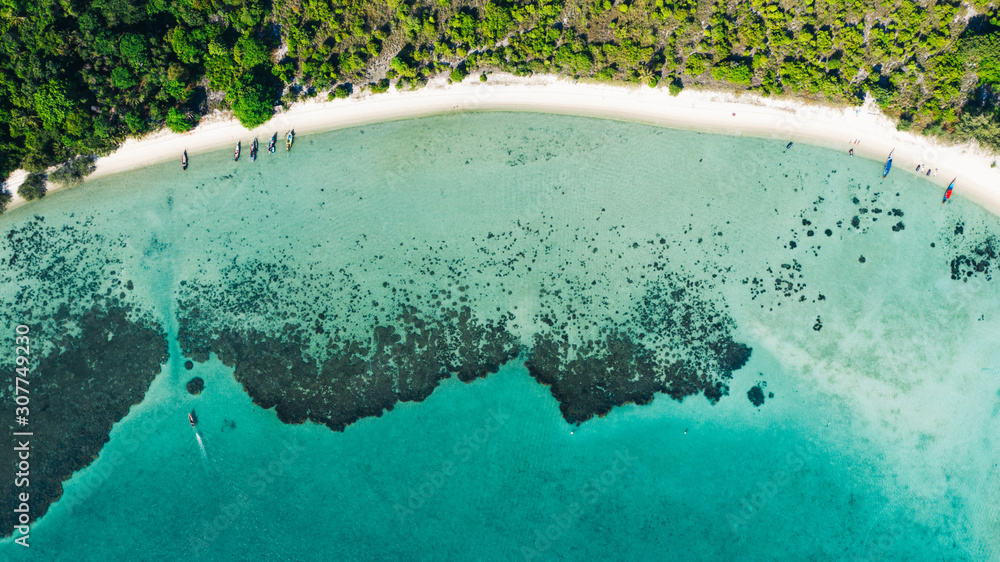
{"left": 2, "top": 113, "right": 999, "bottom": 560}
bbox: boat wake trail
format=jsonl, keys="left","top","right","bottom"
{"left": 188, "top": 410, "right": 207, "bottom": 461}
{"left": 195, "top": 429, "right": 207, "bottom": 461}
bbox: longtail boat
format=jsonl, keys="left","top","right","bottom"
{"left": 234, "top": 141, "right": 241, "bottom": 162}
{"left": 268, "top": 133, "right": 276, "bottom": 153}
{"left": 883, "top": 149, "right": 894, "bottom": 178}
{"left": 250, "top": 138, "right": 258, "bottom": 162}
{"left": 943, "top": 179, "right": 955, "bottom": 203}
{"left": 286, "top": 130, "right": 294, "bottom": 152}
{"left": 181, "top": 150, "right": 188, "bottom": 171}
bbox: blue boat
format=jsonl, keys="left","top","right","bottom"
{"left": 883, "top": 149, "right": 894, "bottom": 178}
{"left": 943, "top": 179, "right": 955, "bottom": 203}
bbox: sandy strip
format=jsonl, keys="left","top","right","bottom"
{"left": 3, "top": 72, "right": 999, "bottom": 216}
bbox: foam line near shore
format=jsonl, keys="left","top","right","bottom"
{"left": 4, "top": 72, "right": 999, "bottom": 216}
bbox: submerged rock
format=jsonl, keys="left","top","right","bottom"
{"left": 186, "top": 377, "right": 205, "bottom": 395}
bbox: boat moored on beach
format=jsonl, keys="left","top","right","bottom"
{"left": 883, "top": 149, "right": 894, "bottom": 178}
{"left": 268, "top": 133, "right": 276, "bottom": 153}
{"left": 181, "top": 150, "right": 188, "bottom": 170}
{"left": 250, "top": 138, "right": 258, "bottom": 162}
{"left": 234, "top": 141, "right": 241, "bottom": 162}
{"left": 286, "top": 130, "right": 294, "bottom": 152}
{"left": 943, "top": 179, "right": 955, "bottom": 203}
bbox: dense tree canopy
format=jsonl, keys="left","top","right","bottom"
{"left": 17, "top": 173, "right": 47, "bottom": 201}
{"left": 0, "top": 0, "right": 277, "bottom": 180}
{"left": 2, "top": 0, "right": 1000, "bottom": 194}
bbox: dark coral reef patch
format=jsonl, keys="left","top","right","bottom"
{"left": 0, "top": 302, "right": 167, "bottom": 536}
{"left": 178, "top": 260, "right": 750, "bottom": 428}
{"left": 178, "top": 304, "right": 520, "bottom": 431}
{"left": 186, "top": 377, "right": 205, "bottom": 395}
{"left": 944, "top": 220, "right": 998, "bottom": 282}
{"left": 949, "top": 238, "right": 997, "bottom": 281}
{"left": 525, "top": 278, "right": 751, "bottom": 424}
{"left": 0, "top": 216, "right": 169, "bottom": 537}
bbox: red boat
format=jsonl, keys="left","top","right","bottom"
{"left": 943, "top": 179, "right": 955, "bottom": 203}
{"left": 188, "top": 412, "right": 196, "bottom": 427}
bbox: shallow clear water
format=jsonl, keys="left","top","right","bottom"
{"left": 1, "top": 113, "right": 998, "bottom": 560}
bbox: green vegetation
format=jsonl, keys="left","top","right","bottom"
{"left": 18, "top": 174, "right": 48, "bottom": 201}
{"left": 2, "top": 0, "right": 1000, "bottom": 192}
{"left": 166, "top": 109, "right": 198, "bottom": 133}
{"left": 50, "top": 157, "right": 97, "bottom": 187}
{"left": 0, "top": 0, "right": 276, "bottom": 184}
{"left": 368, "top": 79, "right": 391, "bottom": 93}
{"left": 0, "top": 190, "right": 10, "bottom": 213}
{"left": 449, "top": 63, "right": 470, "bottom": 83}
{"left": 330, "top": 84, "right": 354, "bottom": 99}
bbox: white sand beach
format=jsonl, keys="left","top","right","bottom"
{"left": 4, "top": 72, "right": 999, "bottom": 216}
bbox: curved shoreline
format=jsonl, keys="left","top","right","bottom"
{"left": 4, "top": 72, "right": 1000, "bottom": 217}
